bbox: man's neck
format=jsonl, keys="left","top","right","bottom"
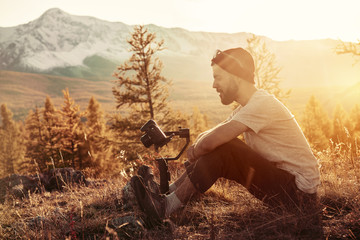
{"left": 236, "top": 85, "right": 257, "bottom": 106}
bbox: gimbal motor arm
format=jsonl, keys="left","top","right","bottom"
{"left": 161, "top": 128, "right": 190, "bottom": 161}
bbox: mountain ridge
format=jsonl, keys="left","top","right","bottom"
{"left": 1, "top": 8, "right": 359, "bottom": 87}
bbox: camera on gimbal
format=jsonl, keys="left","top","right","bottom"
{"left": 139, "top": 119, "right": 190, "bottom": 194}
{"left": 140, "top": 120, "right": 172, "bottom": 150}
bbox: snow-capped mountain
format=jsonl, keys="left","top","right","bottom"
{"left": 0, "top": 8, "right": 250, "bottom": 79}
{"left": 0, "top": 8, "right": 134, "bottom": 71}
{"left": 0, "top": 8, "right": 359, "bottom": 87}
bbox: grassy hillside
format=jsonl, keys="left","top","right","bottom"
{"left": 1, "top": 70, "right": 360, "bottom": 124}
{"left": 0, "top": 70, "right": 116, "bottom": 120}
{"left": 48, "top": 55, "right": 119, "bottom": 80}
{"left": 285, "top": 85, "right": 360, "bottom": 117}
{"left": 0, "top": 70, "right": 231, "bottom": 124}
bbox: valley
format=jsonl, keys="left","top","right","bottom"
{"left": 1, "top": 70, "right": 358, "bottom": 125}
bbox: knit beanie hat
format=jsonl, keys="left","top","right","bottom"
{"left": 211, "top": 47, "right": 255, "bottom": 84}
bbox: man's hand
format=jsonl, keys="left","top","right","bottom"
{"left": 193, "top": 120, "right": 249, "bottom": 157}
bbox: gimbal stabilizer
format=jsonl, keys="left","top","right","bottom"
{"left": 140, "top": 120, "right": 190, "bottom": 194}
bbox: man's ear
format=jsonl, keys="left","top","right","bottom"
{"left": 237, "top": 76, "right": 253, "bottom": 87}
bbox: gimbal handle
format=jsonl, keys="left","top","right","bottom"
{"left": 156, "top": 128, "right": 190, "bottom": 194}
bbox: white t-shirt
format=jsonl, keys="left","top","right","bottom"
{"left": 230, "top": 90, "right": 320, "bottom": 194}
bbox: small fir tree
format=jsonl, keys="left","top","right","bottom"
{"left": 0, "top": 104, "right": 26, "bottom": 176}
{"left": 83, "top": 96, "right": 114, "bottom": 174}
{"left": 25, "top": 107, "right": 47, "bottom": 171}
{"left": 60, "top": 88, "right": 84, "bottom": 168}
{"left": 42, "top": 96, "right": 62, "bottom": 167}
{"left": 16, "top": 121, "right": 33, "bottom": 174}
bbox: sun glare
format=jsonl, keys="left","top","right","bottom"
{"left": 173, "top": 0, "right": 359, "bottom": 41}
{"left": 0, "top": 0, "right": 359, "bottom": 41}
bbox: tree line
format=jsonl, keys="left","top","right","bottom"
{"left": 302, "top": 96, "right": 360, "bottom": 151}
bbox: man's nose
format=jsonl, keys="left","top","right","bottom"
{"left": 212, "top": 80, "right": 217, "bottom": 88}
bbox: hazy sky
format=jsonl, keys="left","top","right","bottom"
{"left": 0, "top": 0, "right": 359, "bottom": 42}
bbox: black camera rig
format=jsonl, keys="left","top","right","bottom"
{"left": 140, "top": 119, "right": 190, "bottom": 194}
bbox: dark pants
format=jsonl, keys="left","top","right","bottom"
{"left": 186, "top": 138, "right": 318, "bottom": 212}
{"left": 185, "top": 138, "right": 323, "bottom": 237}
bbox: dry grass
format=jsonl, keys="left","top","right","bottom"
{"left": 0, "top": 145, "right": 359, "bottom": 240}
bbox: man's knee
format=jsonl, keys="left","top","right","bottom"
{"left": 200, "top": 138, "right": 246, "bottom": 162}
{"left": 185, "top": 156, "right": 223, "bottom": 193}
{"left": 185, "top": 139, "right": 245, "bottom": 193}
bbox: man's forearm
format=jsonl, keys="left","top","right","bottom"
{"left": 191, "top": 119, "right": 246, "bottom": 160}
{"left": 194, "top": 119, "right": 230, "bottom": 145}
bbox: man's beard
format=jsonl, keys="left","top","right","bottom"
{"left": 220, "top": 84, "right": 238, "bottom": 105}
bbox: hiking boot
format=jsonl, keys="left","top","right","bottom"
{"left": 137, "top": 165, "right": 160, "bottom": 195}
{"left": 131, "top": 175, "right": 166, "bottom": 223}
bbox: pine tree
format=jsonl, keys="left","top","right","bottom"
{"left": 112, "top": 25, "right": 170, "bottom": 120}
{"left": 16, "top": 121, "right": 33, "bottom": 174}
{"left": 25, "top": 107, "right": 47, "bottom": 171}
{"left": 60, "top": 88, "right": 83, "bottom": 168}
{"left": 85, "top": 97, "right": 125, "bottom": 177}
{"left": 42, "top": 96, "right": 62, "bottom": 167}
{"left": 83, "top": 97, "right": 107, "bottom": 171}
{"left": 86, "top": 97, "right": 105, "bottom": 136}
{"left": 0, "top": 104, "right": 26, "bottom": 177}
{"left": 301, "top": 96, "right": 331, "bottom": 149}
{"left": 246, "top": 34, "right": 291, "bottom": 101}
{"left": 111, "top": 25, "right": 187, "bottom": 159}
